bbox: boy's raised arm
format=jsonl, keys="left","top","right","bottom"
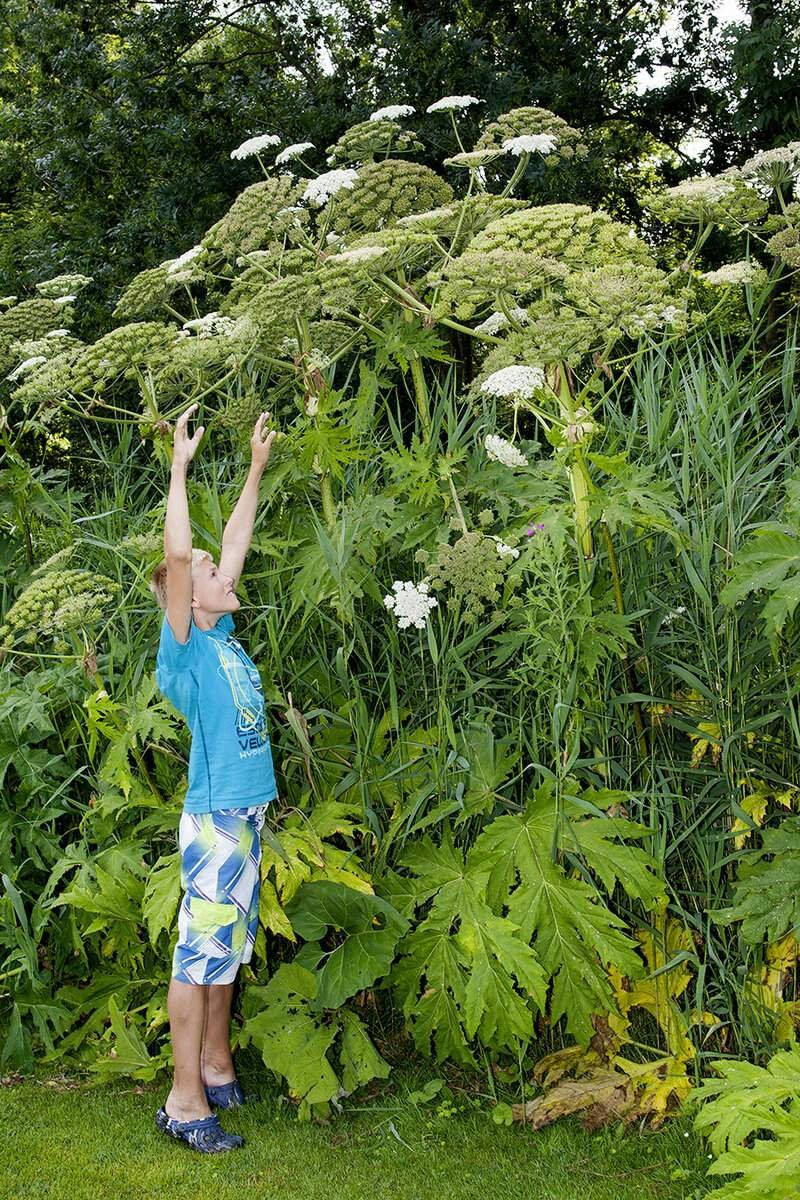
{"left": 219, "top": 411, "right": 276, "bottom": 589}
{"left": 165, "top": 403, "right": 204, "bottom": 644}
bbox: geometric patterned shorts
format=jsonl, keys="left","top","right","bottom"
{"left": 171, "top": 805, "right": 268, "bottom": 986}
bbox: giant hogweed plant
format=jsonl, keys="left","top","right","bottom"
{"left": 1, "top": 103, "right": 799, "bottom": 1125}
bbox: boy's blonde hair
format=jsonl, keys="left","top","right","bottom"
{"left": 149, "top": 549, "right": 213, "bottom": 612}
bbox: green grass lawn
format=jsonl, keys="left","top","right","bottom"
{"left": 2, "top": 1053, "right": 716, "bottom": 1200}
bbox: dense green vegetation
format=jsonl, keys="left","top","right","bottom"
{"left": 3, "top": 6, "right": 800, "bottom": 1197}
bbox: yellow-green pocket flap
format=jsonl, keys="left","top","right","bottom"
{"left": 189, "top": 897, "right": 238, "bottom": 934}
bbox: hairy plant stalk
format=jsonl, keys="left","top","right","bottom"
{"left": 319, "top": 471, "right": 336, "bottom": 529}
{"left": 554, "top": 363, "right": 593, "bottom": 562}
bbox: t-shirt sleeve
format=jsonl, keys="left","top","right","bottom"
{"left": 157, "top": 613, "right": 197, "bottom": 673}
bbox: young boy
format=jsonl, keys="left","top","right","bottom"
{"left": 149, "top": 402, "right": 278, "bottom": 1153}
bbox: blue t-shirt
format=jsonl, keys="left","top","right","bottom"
{"left": 156, "top": 612, "right": 278, "bottom": 813}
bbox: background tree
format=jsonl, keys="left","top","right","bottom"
{"left": 0, "top": 0, "right": 350, "bottom": 326}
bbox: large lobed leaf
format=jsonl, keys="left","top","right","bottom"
{"left": 285, "top": 879, "right": 409, "bottom": 1008}
{"left": 692, "top": 1047, "right": 800, "bottom": 1157}
{"left": 705, "top": 1101, "right": 800, "bottom": 1200}
{"left": 473, "top": 782, "right": 659, "bottom": 1043}
{"left": 389, "top": 831, "right": 548, "bottom": 1062}
{"left": 240, "top": 963, "right": 389, "bottom": 1115}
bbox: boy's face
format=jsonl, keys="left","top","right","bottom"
{"left": 190, "top": 559, "right": 240, "bottom": 615}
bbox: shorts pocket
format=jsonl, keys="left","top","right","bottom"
{"left": 188, "top": 897, "right": 239, "bottom": 935}
{"left": 185, "top": 897, "right": 247, "bottom": 958}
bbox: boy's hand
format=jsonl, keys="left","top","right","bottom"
{"left": 172, "top": 403, "right": 204, "bottom": 468}
{"left": 251, "top": 411, "right": 278, "bottom": 470}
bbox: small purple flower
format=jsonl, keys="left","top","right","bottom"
{"left": 525, "top": 523, "right": 546, "bottom": 536}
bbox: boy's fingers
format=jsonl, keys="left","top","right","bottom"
{"left": 177, "top": 403, "right": 198, "bottom": 425}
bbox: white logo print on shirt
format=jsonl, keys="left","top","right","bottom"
{"left": 211, "top": 637, "right": 270, "bottom": 758}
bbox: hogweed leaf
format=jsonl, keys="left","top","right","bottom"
{"left": 338, "top": 1008, "right": 391, "bottom": 1094}
{"left": 706, "top": 1101, "right": 800, "bottom": 1199}
{"left": 285, "top": 879, "right": 408, "bottom": 1008}
{"left": 242, "top": 966, "right": 340, "bottom": 1105}
{"left": 141, "top": 852, "right": 181, "bottom": 946}
{"left": 472, "top": 782, "right": 646, "bottom": 1043}
{"left": 390, "top": 833, "right": 546, "bottom": 1058}
{"left": 693, "top": 1047, "right": 800, "bottom": 1157}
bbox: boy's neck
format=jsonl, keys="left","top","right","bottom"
{"left": 192, "top": 608, "right": 222, "bottom": 632}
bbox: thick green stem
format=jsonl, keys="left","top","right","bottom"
{"left": 439, "top": 316, "right": 502, "bottom": 345}
{"left": 393, "top": 269, "right": 431, "bottom": 438}
{"left": 447, "top": 476, "right": 469, "bottom": 534}
{"left": 409, "top": 351, "right": 431, "bottom": 439}
{"left": 449, "top": 109, "right": 466, "bottom": 154}
{"left": 500, "top": 151, "right": 530, "bottom": 199}
{"left": 320, "top": 472, "right": 336, "bottom": 529}
{"left": 294, "top": 312, "right": 337, "bottom": 531}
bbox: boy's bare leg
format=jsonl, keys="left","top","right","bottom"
{"left": 164, "top": 978, "right": 213, "bottom": 1120}
{"left": 201, "top": 982, "right": 237, "bottom": 1086}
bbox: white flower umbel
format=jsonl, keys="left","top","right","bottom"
{"left": 35, "top": 273, "right": 93, "bottom": 299}
{"left": 492, "top": 538, "right": 520, "bottom": 559}
{"left": 303, "top": 168, "right": 359, "bottom": 207}
{"left": 484, "top": 434, "right": 528, "bottom": 468}
{"left": 334, "top": 245, "right": 388, "bottom": 264}
{"left": 702, "top": 260, "right": 762, "bottom": 286}
{"left": 481, "top": 365, "right": 545, "bottom": 400}
{"left": 7, "top": 355, "right": 47, "bottom": 381}
{"left": 53, "top": 295, "right": 77, "bottom": 306}
{"left": 369, "top": 104, "right": 416, "bottom": 121}
{"left": 742, "top": 143, "right": 800, "bottom": 173}
{"left": 166, "top": 245, "right": 203, "bottom": 276}
{"left": 383, "top": 579, "right": 438, "bottom": 630}
{"left": 45, "top": 328, "right": 72, "bottom": 338}
{"left": 306, "top": 348, "right": 331, "bottom": 373}
{"left": 426, "top": 95, "right": 482, "bottom": 113}
{"left": 275, "top": 142, "right": 315, "bottom": 165}
{"left": 669, "top": 177, "right": 735, "bottom": 204}
{"left": 474, "top": 308, "right": 529, "bottom": 335}
{"left": 741, "top": 142, "right": 800, "bottom": 192}
{"left": 181, "top": 312, "right": 239, "bottom": 338}
{"left": 230, "top": 133, "right": 281, "bottom": 160}
{"left": 502, "top": 134, "right": 558, "bottom": 156}
{"left": 280, "top": 339, "right": 331, "bottom": 373}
